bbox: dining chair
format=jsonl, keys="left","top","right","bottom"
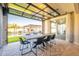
{"left": 43, "top": 35, "right": 56, "bottom": 56}
{"left": 33, "top": 36, "right": 46, "bottom": 48}
{"left": 43, "top": 35, "right": 51, "bottom": 45}
{"left": 50, "top": 34, "right": 56, "bottom": 45}
{"left": 19, "top": 37, "right": 31, "bottom": 55}
{"left": 32, "top": 36, "right": 46, "bottom": 55}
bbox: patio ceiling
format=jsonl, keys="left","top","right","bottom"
{"left": 8, "top": 3, "right": 60, "bottom": 21}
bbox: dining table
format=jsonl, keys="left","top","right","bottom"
{"left": 24, "top": 33, "right": 54, "bottom": 40}
{"left": 22, "top": 33, "right": 54, "bottom": 55}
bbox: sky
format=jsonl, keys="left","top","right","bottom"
{"left": 8, "top": 14, "right": 42, "bottom": 26}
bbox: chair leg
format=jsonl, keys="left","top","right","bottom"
{"left": 20, "top": 44, "right": 23, "bottom": 55}
{"left": 36, "top": 46, "right": 38, "bottom": 56}
{"left": 26, "top": 44, "right": 28, "bottom": 48}
{"left": 19, "top": 45, "right": 22, "bottom": 51}
{"left": 20, "top": 44, "right": 26, "bottom": 55}
{"left": 30, "top": 43, "right": 31, "bottom": 48}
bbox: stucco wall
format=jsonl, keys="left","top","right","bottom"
{"left": 74, "top": 13, "right": 79, "bottom": 45}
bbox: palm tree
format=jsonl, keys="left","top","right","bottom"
{"left": 10, "top": 24, "right": 17, "bottom": 35}
{"left": 13, "top": 24, "right": 17, "bottom": 35}
{"left": 8, "top": 23, "right": 21, "bottom": 36}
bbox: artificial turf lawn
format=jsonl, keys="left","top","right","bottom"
{"left": 8, "top": 36, "right": 26, "bottom": 43}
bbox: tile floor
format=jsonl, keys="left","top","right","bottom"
{"left": 0, "top": 39, "right": 79, "bottom": 56}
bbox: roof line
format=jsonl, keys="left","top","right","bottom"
{"left": 28, "top": 3, "right": 55, "bottom": 17}
{"left": 44, "top": 3, "right": 60, "bottom": 15}
{"left": 13, "top": 3, "right": 48, "bottom": 19}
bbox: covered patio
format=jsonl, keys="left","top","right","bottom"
{"left": 0, "top": 3, "right": 79, "bottom": 56}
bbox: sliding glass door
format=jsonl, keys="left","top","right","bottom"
{"left": 51, "top": 22, "right": 57, "bottom": 34}
{"left": 51, "top": 18, "right": 66, "bottom": 40}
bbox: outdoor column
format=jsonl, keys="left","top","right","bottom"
{"left": 74, "top": 13, "right": 79, "bottom": 45}
{"left": 44, "top": 19, "right": 51, "bottom": 34}
{"left": 56, "top": 22, "right": 58, "bottom": 35}
{"left": 66, "top": 13, "right": 74, "bottom": 43}
{"left": 0, "top": 4, "right": 8, "bottom": 47}
{"left": 0, "top": 5, "right": 3, "bottom": 47}
{"left": 42, "top": 20, "right": 45, "bottom": 34}
{"left": 73, "top": 4, "right": 79, "bottom": 45}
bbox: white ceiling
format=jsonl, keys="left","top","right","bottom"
{"left": 48, "top": 3, "right": 75, "bottom": 14}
